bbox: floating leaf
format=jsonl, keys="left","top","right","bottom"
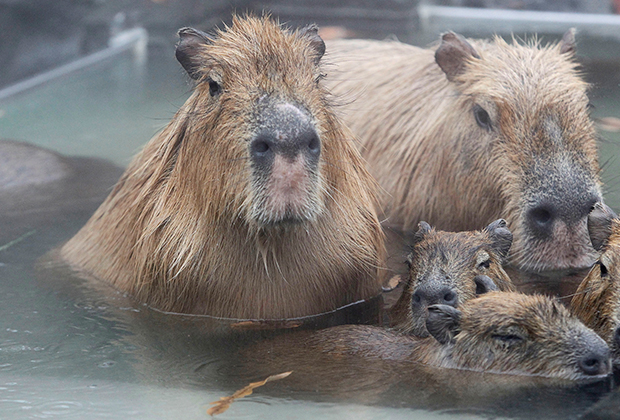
{"left": 207, "top": 371, "right": 292, "bottom": 416}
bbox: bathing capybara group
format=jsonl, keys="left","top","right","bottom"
{"left": 62, "top": 16, "right": 386, "bottom": 320}
{"left": 56, "top": 13, "right": 618, "bottom": 383}
{"left": 326, "top": 30, "right": 601, "bottom": 282}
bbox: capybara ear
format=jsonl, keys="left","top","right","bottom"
{"left": 298, "top": 24, "right": 326, "bottom": 64}
{"left": 435, "top": 32, "right": 481, "bottom": 82}
{"left": 559, "top": 28, "right": 577, "bottom": 55}
{"left": 412, "top": 221, "right": 433, "bottom": 247}
{"left": 176, "top": 27, "right": 213, "bottom": 80}
{"left": 588, "top": 202, "right": 618, "bottom": 251}
{"left": 474, "top": 275, "right": 499, "bottom": 295}
{"left": 426, "top": 304, "right": 461, "bottom": 345}
{"left": 484, "top": 219, "right": 513, "bottom": 261}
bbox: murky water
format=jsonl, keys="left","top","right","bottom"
{"left": 1, "top": 31, "right": 620, "bottom": 419}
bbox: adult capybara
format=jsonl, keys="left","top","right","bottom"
{"left": 325, "top": 30, "right": 601, "bottom": 285}
{"left": 253, "top": 292, "right": 611, "bottom": 380}
{"left": 390, "top": 219, "right": 516, "bottom": 336}
{"left": 571, "top": 203, "right": 620, "bottom": 361}
{"left": 61, "top": 16, "right": 386, "bottom": 320}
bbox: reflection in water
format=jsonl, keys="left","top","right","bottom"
{"left": 0, "top": 39, "right": 619, "bottom": 419}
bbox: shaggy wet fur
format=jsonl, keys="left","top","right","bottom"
{"left": 62, "top": 16, "right": 386, "bottom": 319}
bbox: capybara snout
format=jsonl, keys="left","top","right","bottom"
{"left": 576, "top": 330, "right": 611, "bottom": 376}
{"left": 250, "top": 98, "right": 322, "bottom": 225}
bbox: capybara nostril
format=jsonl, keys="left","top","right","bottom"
{"left": 306, "top": 130, "right": 321, "bottom": 156}
{"left": 614, "top": 326, "right": 620, "bottom": 349}
{"left": 286, "top": 125, "right": 321, "bottom": 160}
{"left": 441, "top": 289, "right": 458, "bottom": 306}
{"left": 577, "top": 343, "right": 611, "bottom": 376}
{"left": 527, "top": 205, "right": 555, "bottom": 237}
{"left": 578, "top": 353, "right": 608, "bottom": 376}
{"left": 250, "top": 137, "right": 273, "bottom": 160}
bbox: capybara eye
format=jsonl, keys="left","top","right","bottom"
{"left": 599, "top": 261, "right": 609, "bottom": 278}
{"left": 478, "top": 259, "right": 491, "bottom": 269}
{"left": 492, "top": 333, "right": 524, "bottom": 345}
{"left": 473, "top": 105, "right": 491, "bottom": 130}
{"left": 207, "top": 78, "right": 222, "bottom": 97}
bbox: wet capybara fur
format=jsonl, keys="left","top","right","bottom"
{"left": 390, "top": 219, "right": 516, "bottom": 337}
{"left": 571, "top": 203, "right": 620, "bottom": 362}
{"left": 326, "top": 30, "right": 601, "bottom": 282}
{"left": 61, "top": 16, "right": 386, "bottom": 320}
{"left": 262, "top": 292, "right": 611, "bottom": 380}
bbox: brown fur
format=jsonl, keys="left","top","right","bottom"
{"left": 61, "top": 16, "right": 386, "bottom": 319}
{"left": 390, "top": 220, "right": 516, "bottom": 336}
{"left": 325, "top": 33, "right": 600, "bottom": 277}
{"left": 571, "top": 204, "right": 620, "bottom": 360}
{"left": 310, "top": 292, "right": 611, "bottom": 380}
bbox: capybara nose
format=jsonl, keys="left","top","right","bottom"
{"left": 250, "top": 125, "right": 320, "bottom": 165}
{"left": 526, "top": 195, "right": 601, "bottom": 239}
{"left": 251, "top": 100, "right": 321, "bottom": 167}
{"left": 412, "top": 285, "right": 458, "bottom": 308}
{"left": 577, "top": 342, "right": 611, "bottom": 376}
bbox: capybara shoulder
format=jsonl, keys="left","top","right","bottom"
{"left": 311, "top": 292, "right": 611, "bottom": 380}
{"left": 390, "top": 219, "right": 515, "bottom": 336}
{"left": 61, "top": 15, "right": 386, "bottom": 319}
{"left": 571, "top": 203, "right": 620, "bottom": 361}
{"left": 326, "top": 30, "right": 601, "bottom": 282}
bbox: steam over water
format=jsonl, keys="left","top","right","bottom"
{"left": 1, "top": 43, "right": 620, "bottom": 419}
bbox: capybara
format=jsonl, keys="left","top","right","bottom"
{"left": 257, "top": 292, "right": 612, "bottom": 380}
{"left": 571, "top": 203, "right": 620, "bottom": 361}
{"left": 390, "top": 219, "right": 516, "bottom": 336}
{"left": 325, "top": 30, "right": 601, "bottom": 283}
{"left": 61, "top": 16, "right": 386, "bottom": 320}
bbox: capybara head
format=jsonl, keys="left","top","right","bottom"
{"left": 434, "top": 30, "right": 601, "bottom": 275}
{"left": 391, "top": 219, "right": 516, "bottom": 337}
{"left": 61, "top": 15, "right": 385, "bottom": 319}
{"left": 326, "top": 30, "right": 601, "bottom": 279}
{"left": 571, "top": 203, "right": 620, "bottom": 361}
{"left": 310, "top": 291, "right": 610, "bottom": 379}
{"left": 425, "top": 292, "right": 611, "bottom": 379}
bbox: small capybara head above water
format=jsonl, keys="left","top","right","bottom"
{"left": 426, "top": 292, "right": 611, "bottom": 379}
{"left": 61, "top": 15, "right": 386, "bottom": 319}
{"left": 326, "top": 30, "right": 601, "bottom": 278}
{"left": 312, "top": 292, "right": 610, "bottom": 379}
{"left": 571, "top": 203, "right": 620, "bottom": 361}
{"left": 390, "top": 219, "right": 516, "bottom": 336}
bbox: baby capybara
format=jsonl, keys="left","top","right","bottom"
{"left": 326, "top": 30, "right": 601, "bottom": 282}
{"left": 267, "top": 292, "right": 611, "bottom": 380}
{"left": 61, "top": 16, "right": 386, "bottom": 319}
{"left": 571, "top": 203, "right": 620, "bottom": 361}
{"left": 390, "top": 219, "right": 516, "bottom": 336}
